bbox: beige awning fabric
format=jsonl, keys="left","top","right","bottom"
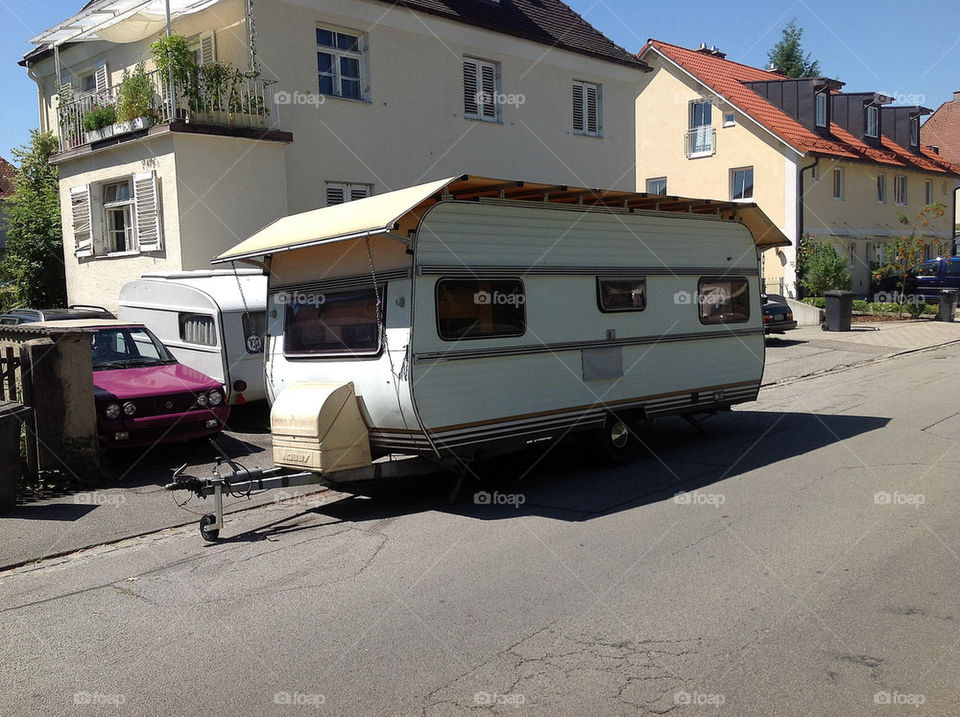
{"left": 31, "top": 0, "right": 222, "bottom": 47}
{"left": 213, "top": 174, "right": 790, "bottom": 264}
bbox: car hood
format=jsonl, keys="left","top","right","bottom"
{"left": 94, "top": 363, "right": 220, "bottom": 400}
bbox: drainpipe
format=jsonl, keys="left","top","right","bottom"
{"left": 797, "top": 155, "right": 820, "bottom": 297}
{"left": 165, "top": 0, "right": 177, "bottom": 120}
{"left": 27, "top": 64, "right": 47, "bottom": 134}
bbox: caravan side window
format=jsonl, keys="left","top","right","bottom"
{"left": 697, "top": 278, "right": 750, "bottom": 324}
{"left": 597, "top": 277, "right": 646, "bottom": 312}
{"left": 436, "top": 279, "right": 525, "bottom": 341}
{"left": 283, "top": 286, "right": 382, "bottom": 356}
{"left": 179, "top": 313, "right": 217, "bottom": 346}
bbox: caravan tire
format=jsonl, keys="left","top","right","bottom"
{"left": 594, "top": 414, "right": 638, "bottom": 467}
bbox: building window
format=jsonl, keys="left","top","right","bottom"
{"left": 597, "top": 277, "right": 646, "bottom": 312}
{"left": 687, "top": 101, "right": 714, "bottom": 157}
{"left": 463, "top": 57, "right": 499, "bottom": 122}
{"left": 436, "top": 278, "right": 525, "bottom": 340}
{"left": 316, "top": 27, "right": 365, "bottom": 100}
{"left": 731, "top": 167, "right": 754, "bottom": 200}
{"left": 723, "top": 112, "right": 735, "bottom": 127}
{"left": 877, "top": 174, "right": 886, "bottom": 203}
{"left": 179, "top": 313, "right": 217, "bottom": 346}
{"left": 833, "top": 167, "right": 844, "bottom": 201}
{"left": 812, "top": 164, "right": 819, "bottom": 181}
{"left": 70, "top": 172, "right": 162, "bottom": 258}
{"left": 815, "top": 92, "right": 827, "bottom": 127}
{"left": 894, "top": 175, "right": 907, "bottom": 205}
{"left": 697, "top": 278, "right": 749, "bottom": 324}
{"left": 910, "top": 118, "right": 919, "bottom": 148}
{"left": 189, "top": 31, "right": 216, "bottom": 66}
{"left": 572, "top": 81, "right": 601, "bottom": 136}
{"left": 925, "top": 180, "right": 933, "bottom": 205}
{"left": 102, "top": 180, "right": 134, "bottom": 253}
{"left": 865, "top": 105, "right": 879, "bottom": 138}
{"left": 326, "top": 182, "right": 371, "bottom": 205}
{"left": 646, "top": 177, "right": 667, "bottom": 195}
{"left": 284, "top": 286, "right": 383, "bottom": 356}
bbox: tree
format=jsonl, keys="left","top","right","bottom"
{"left": 0, "top": 130, "right": 66, "bottom": 308}
{"left": 768, "top": 19, "right": 821, "bottom": 78}
{"left": 800, "top": 241, "right": 851, "bottom": 296}
{"left": 888, "top": 202, "right": 947, "bottom": 317}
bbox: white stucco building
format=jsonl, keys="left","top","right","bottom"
{"left": 22, "top": 0, "right": 650, "bottom": 309}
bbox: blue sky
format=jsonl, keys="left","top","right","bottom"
{"left": 1, "top": 0, "right": 959, "bottom": 162}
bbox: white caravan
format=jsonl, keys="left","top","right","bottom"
{"left": 217, "top": 175, "right": 787, "bottom": 467}
{"left": 117, "top": 269, "right": 267, "bottom": 404}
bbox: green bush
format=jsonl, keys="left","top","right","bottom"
{"left": 81, "top": 103, "right": 116, "bottom": 131}
{"left": 116, "top": 63, "right": 156, "bottom": 123}
{"left": 852, "top": 299, "right": 868, "bottom": 312}
{"left": 802, "top": 297, "right": 826, "bottom": 308}
{"left": 800, "top": 242, "right": 852, "bottom": 296}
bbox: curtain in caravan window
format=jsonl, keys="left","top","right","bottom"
{"left": 179, "top": 313, "right": 217, "bottom": 346}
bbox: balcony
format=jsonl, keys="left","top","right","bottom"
{"left": 684, "top": 127, "right": 716, "bottom": 159}
{"left": 55, "top": 67, "right": 282, "bottom": 153}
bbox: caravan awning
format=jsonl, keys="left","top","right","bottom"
{"left": 31, "top": 0, "right": 222, "bottom": 47}
{"left": 213, "top": 175, "right": 791, "bottom": 264}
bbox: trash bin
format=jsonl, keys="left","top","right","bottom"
{"left": 824, "top": 290, "right": 856, "bottom": 331}
{"left": 0, "top": 401, "right": 30, "bottom": 511}
{"left": 937, "top": 289, "right": 957, "bottom": 322}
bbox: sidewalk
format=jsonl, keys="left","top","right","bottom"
{"left": 2, "top": 318, "right": 958, "bottom": 570}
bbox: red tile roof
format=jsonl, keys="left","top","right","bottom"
{"left": 641, "top": 39, "right": 960, "bottom": 176}
{"left": 0, "top": 158, "right": 15, "bottom": 200}
{"left": 920, "top": 99, "right": 960, "bottom": 167}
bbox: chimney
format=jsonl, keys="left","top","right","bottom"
{"left": 953, "top": 90, "right": 960, "bottom": 102}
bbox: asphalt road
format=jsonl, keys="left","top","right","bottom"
{"left": 2, "top": 342, "right": 958, "bottom": 716}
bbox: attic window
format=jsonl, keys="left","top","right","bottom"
{"left": 910, "top": 117, "right": 919, "bottom": 148}
{"left": 723, "top": 112, "right": 735, "bottom": 127}
{"left": 815, "top": 92, "right": 827, "bottom": 127}
{"left": 865, "top": 105, "right": 879, "bottom": 138}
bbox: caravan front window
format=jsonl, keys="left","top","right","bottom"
{"left": 283, "top": 286, "right": 382, "bottom": 356}
{"left": 436, "top": 279, "right": 525, "bottom": 341}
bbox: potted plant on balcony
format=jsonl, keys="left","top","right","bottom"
{"left": 81, "top": 102, "right": 117, "bottom": 143}
{"left": 114, "top": 62, "right": 159, "bottom": 135}
{"left": 150, "top": 33, "right": 195, "bottom": 120}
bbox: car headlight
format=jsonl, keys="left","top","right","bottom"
{"left": 208, "top": 389, "right": 223, "bottom": 407}
{"left": 123, "top": 401, "right": 137, "bottom": 416}
{"left": 105, "top": 403, "right": 121, "bottom": 419}
{"left": 196, "top": 393, "right": 208, "bottom": 407}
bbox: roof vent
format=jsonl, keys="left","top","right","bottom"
{"left": 768, "top": 62, "right": 779, "bottom": 72}
{"left": 694, "top": 43, "right": 726, "bottom": 59}
{"left": 929, "top": 145, "right": 940, "bottom": 155}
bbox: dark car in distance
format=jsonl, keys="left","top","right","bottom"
{"left": 904, "top": 257, "right": 960, "bottom": 303}
{"left": 762, "top": 294, "right": 797, "bottom": 334}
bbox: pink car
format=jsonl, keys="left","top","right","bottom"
{"left": 36, "top": 320, "right": 231, "bottom": 447}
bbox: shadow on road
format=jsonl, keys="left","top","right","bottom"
{"left": 219, "top": 409, "right": 889, "bottom": 540}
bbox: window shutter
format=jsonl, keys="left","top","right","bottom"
{"left": 94, "top": 62, "right": 109, "bottom": 93}
{"left": 133, "top": 171, "right": 162, "bottom": 252}
{"left": 480, "top": 63, "right": 497, "bottom": 120}
{"left": 585, "top": 84, "right": 598, "bottom": 134}
{"left": 70, "top": 185, "right": 93, "bottom": 257}
{"left": 572, "top": 83, "right": 584, "bottom": 132}
{"left": 326, "top": 185, "right": 346, "bottom": 205}
{"left": 463, "top": 60, "right": 479, "bottom": 116}
{"left": 198, "top": 31, "right": 216, "bottom": 66}
{"left": 349, "top": 185, "right": 369, "bottom": 201}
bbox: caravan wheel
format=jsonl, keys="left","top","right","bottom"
{"left": 594, "top": 414, "right": 638, "bottom": 467}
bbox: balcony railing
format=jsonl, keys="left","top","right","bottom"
{"left": 684, "top": 127, "right": 716, "bottom": 158}
{"left": 56, "top": 67, "right": 280, "bottom": 152}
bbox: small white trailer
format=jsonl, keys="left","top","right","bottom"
{"left": 117, "top": 269, "right": 267, "bottom": 404}
{"left": 167, "top": 175, "right": 789, "bottom": 540}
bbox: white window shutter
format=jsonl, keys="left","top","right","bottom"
{"left": 94, "top": 62, "right": 109, "bottom": 93}
{"left": 349, "top": 185, "right": 369, "bottom": 202}
{"left": 480, "top": 63, "right": 497, "bottom": 119}
{"left": 585, "top": 84, "right": 599, "bottom": 134}
{"left": 463, "top": 60, "right": 479, "bottom": 117}
{"left": 326, "top": 185, "right": 345, "bottom": 205}
{"left": 70, "top": 185, "right": 93, "bottom": 257}
{"left": 572, "top": 83, "right": 584, "bottom": 132}
{"left": 133, "top": 171, "right": 162, "bottom": 252}
{"left": 198, "top": 31, "right": 216, "bottom": 66}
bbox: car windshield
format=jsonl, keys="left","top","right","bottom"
{"left": 90, "top": 327, "right": 177, "bottom": 370}
{"left": 915, "top": 261, "right": 940, "bottom": 277}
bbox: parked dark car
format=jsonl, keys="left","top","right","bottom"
{"left": 904, "top": 257, "right": 960, "bottom": 303}
{"left": 0, "top": 305, "right": 115, "bottom": 325}
{"left": 762, "top": 294, "right": 797, "bottom": 334}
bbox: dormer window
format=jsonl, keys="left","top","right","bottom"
{"left": 815, "top": 92, "right": 828, "bottom": 128}
{"left": 865, "top": 105, "right": 879, "bottom": 138}
{"left": 910, "top": 117, "right": 919, "bottom": 148}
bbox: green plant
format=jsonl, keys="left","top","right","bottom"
{"left": 852, "top": 299, "right": 868, "bottom": 312}
{"left": 800, "top": 242, "right": 851, "bottom": 296}
{"left": 801, "top": 297, "right": 826, "bottom": 308}
{"left": 81, "top": 103, "right": 116, "bottom": 131}
{"left": 151, "top": 33, "right": 195, "bottom": 89}
{"left": 116, "top": 62, "right": 157, "bottom": 123}
{"left": 891, "top": 202, "right": 947, "bottom": 316}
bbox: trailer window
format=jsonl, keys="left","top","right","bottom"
{"left": 597, "top": 277, "right": 646, "bottom": 312}
{"left": 697, "top": 278, "right": 750, "bottom": 324}
{"left": 436, "top": 279, "right": 525, "bottom": 341}
{"left": 283, "top": 287, "right": 382, "bottom": 356}
{"left": 179, "top": 313, "right": 217, "bottom": 346}
{"left": 242, "top": 311, "right": 266, "bottom": 353}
